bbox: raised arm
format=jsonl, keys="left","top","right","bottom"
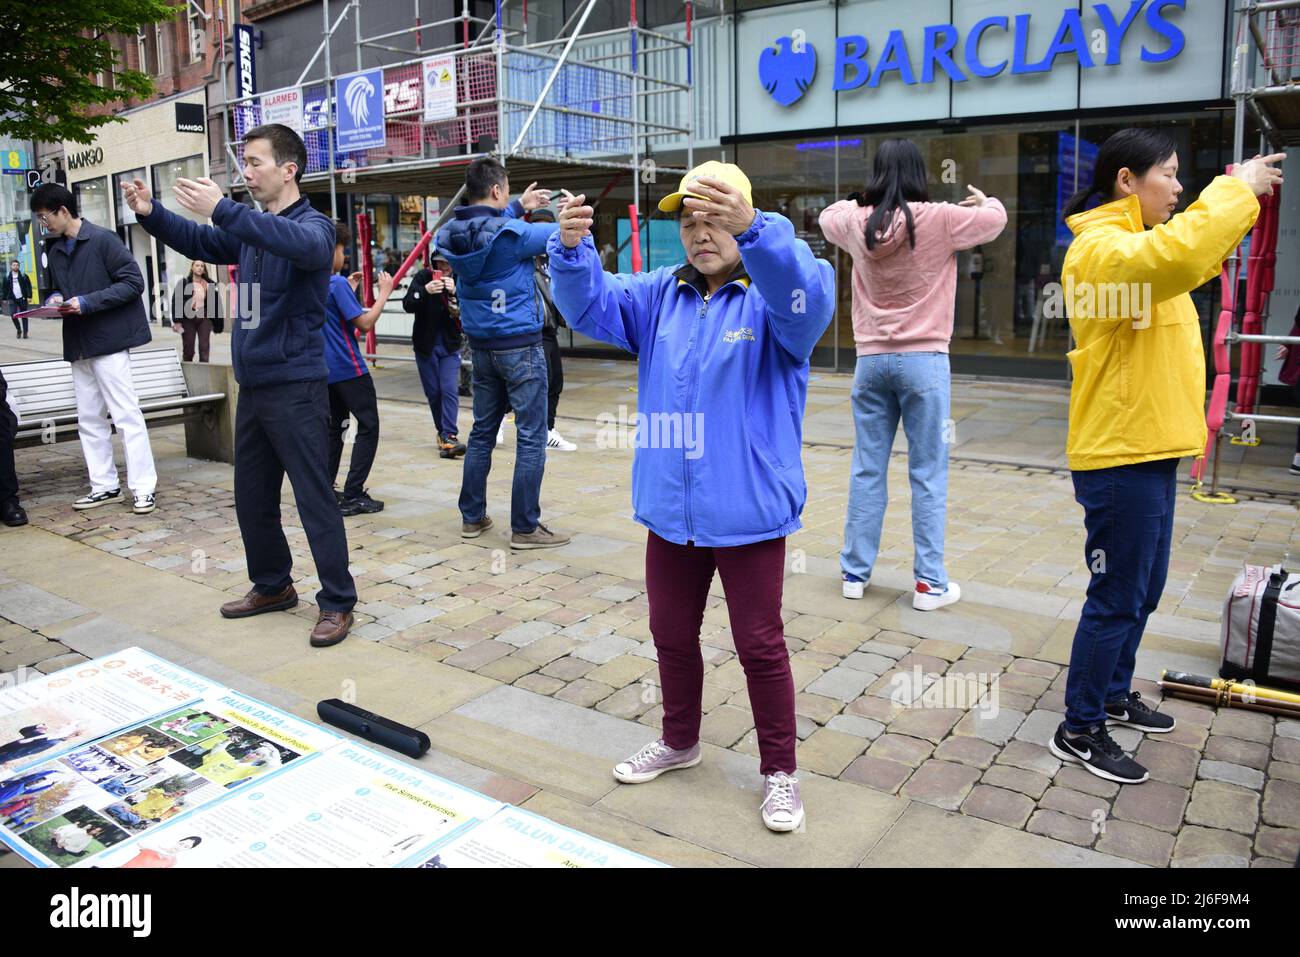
{"left": 546, "top": 232, "right": 668, "bottom": 355}
{"left": 516, "top": 221, "right": 560, "bottom": 259}
{"left": 817, "top": 199, "right": 865, "bottom": 253}
{"left": 1072, "top": 176, "right": 1259, "bottom": 304}
{"left": 136, "top": 200, "right": 242, "bottom": 265}
{"left": 736, "top": 212, "right": 835, "bottom": 363}
{"left": 209, "top": 199, "right": 333, "bottom": 271}
{"left": 946, "top": 194, "right": 1008, "bottom": 250}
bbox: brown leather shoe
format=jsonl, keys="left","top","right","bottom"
{"left": 310, "top": 610, "right": 354, "bottom": 648}
{"left": 220, "top": 585, "right": 298, "bottom": 619}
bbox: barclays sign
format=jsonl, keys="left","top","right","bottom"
{"left": 758, "top": 0, "right": 1188, "bottom": 107}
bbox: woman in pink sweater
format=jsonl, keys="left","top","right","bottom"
{"left": 820, "top": 139, "right": 1006, "bottom": 610}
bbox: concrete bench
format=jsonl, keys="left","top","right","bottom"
{"left": 3, "top": 348, "right": 236, "bottom": 464}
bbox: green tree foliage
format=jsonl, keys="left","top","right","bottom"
{"left": 0, "top": 0, "right": 179, "bottom": 144}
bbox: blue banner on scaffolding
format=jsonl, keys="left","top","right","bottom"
{"left": 335, "top": 68, "right": 386, "bottom": 152}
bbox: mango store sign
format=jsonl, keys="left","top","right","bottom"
{"left": 758, "top": 0, "right": 1187, "bottom": 107}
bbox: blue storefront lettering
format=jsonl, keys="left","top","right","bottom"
{"left": 772, "top": 0, "right": 1186, "bottom": 106}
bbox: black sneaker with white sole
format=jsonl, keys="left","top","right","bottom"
{"left": 1105, "top": 691, "right": 1175, "bottom": 733}
{"left": 73, "top": 489, "right": 121, "bottom": 510}
{"left": 1048, "top": 722, "right": 1149, "bottom": 784}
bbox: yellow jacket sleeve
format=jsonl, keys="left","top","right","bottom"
{"left": 1074, "top": 176, "right": 1259, "bottom": 306}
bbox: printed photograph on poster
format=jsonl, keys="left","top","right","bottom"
{"left": 0, "top": 716, "right": 90, "bottom": 772}
{"left": 169, "top": 727, "right": 299, "bottom": 788}
{"left": 0, "top": 765, "right": 100, "bottom": 834}
{"left": 101, "top": 770, "right": 213, "bottom": 833}
{"left": 60, "top": 746, "right": 133, "bottom": 785}
{"left": 20, "top": 804, "right": 130, "bottom": 866}
{"left": 98, "top": 725, "right": 188, "bottom": 767}
{"left": 0, "top": 648, "right": 217, "bottom": 776}
{"left": 149, "top": 709, "right": 233, "bottom": 746}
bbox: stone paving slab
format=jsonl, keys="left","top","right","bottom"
{"left": 519, "top": 790, "right": 752, "bottom": 868}
{"left": 861, "top": 803, "right": 1144, "bottom": 868}
{"left": 597, "top": 742, "right": 908, "bottom": 868}
{"left": 418, "top": 711, "right": 624, "bottom": 805}
{"left": 4, "top": 352, "right": 1297, "bottom": 868}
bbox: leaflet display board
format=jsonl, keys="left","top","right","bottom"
{"left": 0, "top": 649, "right": 666, "bottom": 869}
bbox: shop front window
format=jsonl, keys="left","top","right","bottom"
{"left": 734, "top": 136, "right": 839, "bottom": 367}
{"left": 152, "top": 154, "right": 206, "bottom": 324}
{"left": 73, "top": 177, "right": 112, "bottom": 230}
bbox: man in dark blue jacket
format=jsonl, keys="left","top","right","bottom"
{"left": 31, "top": 183, "right": 157, "bottom": 516}
{"left": 435, "top": 157, "right": 568, "bottom": 550}
{"left": 6, "top": 261, "right": 32, "bottom": 338}
{"left": 123, "top": 124, "right": 355, "bottom": 648}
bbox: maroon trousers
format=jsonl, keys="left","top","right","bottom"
{"left": 645, "top": 530, "right": 796, "bottom": 776}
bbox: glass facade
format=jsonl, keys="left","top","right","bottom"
{"left": 73, "top": 176, "right": 112, "bottom": 231}
{"left": 0, "top": 136, "right": 38, "bottom": 303}
{"left": 150, "top": 154, "right": 206, "bottom": 321}
{"left": 731, "top": 110, "right": 1233, "bottom": 377}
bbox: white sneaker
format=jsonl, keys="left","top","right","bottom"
{"left": 496, "top": 424, "right": 505, "bottom": 446}
{"left": 913, "top": 580, "right": 961, "bottom": 611}
{"left": 132, "top": 493, "right": 156, "bottom": 515}
{"left": 842, "top": 574, "right": 866, "bottom": 600}
{"left": 761, "top": 772, "right": 804, "bottom": 832}
{"left": 547, "top": 429, "right": 577, "bottom": 451}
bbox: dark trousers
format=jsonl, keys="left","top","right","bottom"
{"left": 179, "top": 318, "right": 212, "bottom": 362}
{"left": 9, "top": 300, "right": 27, "bottom": 336}
{"left": 327, "top": 374, "right": 380, "bottom": 499}
{"left": 234, "top": 379, "right": 356, "bottom": 612}
{"left": 646, "top": 530, "right": 796, "bottom": 776}
{"left": 0, "top": 374, "right": 17, "bottom": 507}
{"left": 415, "top": 345, "right": 461, "bottom": 437}
{"left": 1064, "top": 457, "right": 1178, "bottom": 731}
{"left": 542, "top": 333, "right": 563, "bottom": 430}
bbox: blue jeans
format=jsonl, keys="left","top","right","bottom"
{"left": 415, "top": 345, "right": 461, "bottom": 437}
{"left": 842, "top": 352, "right": 951, "bottom": 587}
{"left": 459, "top": 344, "right": 548, "bottom": 533}
{"left": 1064, "top": 458, "right": 1178, "bottom": 731}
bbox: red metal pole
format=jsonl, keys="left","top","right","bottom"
{"left": 628, "top": 203, "right": 642, "bottom": 273}
{"left": 390, "top": 229, "right": 434, "bottom": 287}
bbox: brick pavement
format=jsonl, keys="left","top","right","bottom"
{"left": 1, "top": 336, "right": 1298, "bottom": 866}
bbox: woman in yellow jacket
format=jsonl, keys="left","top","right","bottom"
{"left": 1050, "top": 128, "right": 1284, "bottom": 785}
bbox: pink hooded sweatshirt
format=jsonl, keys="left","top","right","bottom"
{"left": 819, "top": 198, "right": 1008, "bottom": 355}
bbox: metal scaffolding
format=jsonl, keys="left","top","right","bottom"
{"left": 218, "top": 0, "right": 706, "bottom": 212}
{"left": 1193, "top": 0, "right": 1300, "bottom": 503}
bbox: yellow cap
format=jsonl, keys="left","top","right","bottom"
{"left": 657, "top": 160, "right": 753, "bottom": 213}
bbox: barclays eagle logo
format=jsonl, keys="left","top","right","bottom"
{"left": 344, "top": 75, "right": 375, "bottom": 125}
{"left": 759, "top": 35, "right": 816, "bottom": 107}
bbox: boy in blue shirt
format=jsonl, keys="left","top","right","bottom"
{"left": 322, "top": 222, "right": 394, "bottom": 515}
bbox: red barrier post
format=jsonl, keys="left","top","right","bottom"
{"left": 628, "top": 204, "right": 642, "bottom": 273}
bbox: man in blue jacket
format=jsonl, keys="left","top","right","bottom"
{"left": 548, "top": 162, "right": 834, "bottom": 833}
{"left": 122, "top": 124, "right": 356, "bottom": 648}
{"left": 435, "top": 157, "right": 568, "bottom": 550}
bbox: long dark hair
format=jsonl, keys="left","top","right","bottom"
{"left": 1062, "top": 128, "right": 1178, "bottom": 220}
{"left": 854, "top": 139, "right": 930, "bottom": 250}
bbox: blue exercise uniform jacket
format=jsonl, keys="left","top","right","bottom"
{"left": 434, "top": 199, "right": 559, "bottom": 349}
{"left": 137, "top": 196, "right": 334, "bottom": 387}
{"left": 547, "top": 211, "right": 835, "bottom": 547}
